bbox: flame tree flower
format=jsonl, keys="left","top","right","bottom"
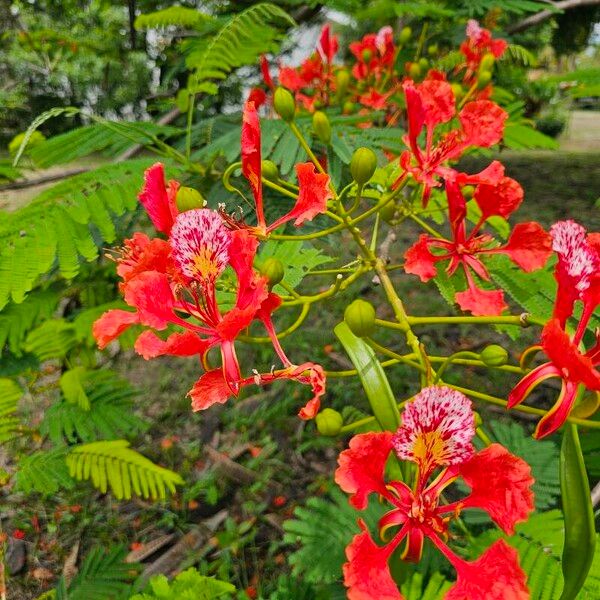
{"left": 404, "top": 176, "right": 551, "bottom": 315}
{"left": 335, "top": 386, "right": 534, "bottom": 600}
{"left": 508, "top": 220, "right": 600, "bottom": 438}
{"left": 459, "top": 20, "right": 508, "bottom": 87}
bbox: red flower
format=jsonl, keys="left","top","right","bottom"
{"left": 350, "top": 26, "right": 395, "bottom": 81}
{"left": 404, "top": 177, "right": 551, "bottom": 315}
{"left": 460, "top": 20, "right": 508, "bottom": 86}
{"left": 335, "top": 386, "right": 534, "bottom": 600}
{"left": 508, "top": 221, "right": 600, "bottom": 438}
{"left": 317, "top": 24, "right": 338, "bottom": 64}
{"left": 241, "top": 101, "right": 332, "bottom": 234}
{"left": 395, "top": 78, "right": 507, "bottom": 204}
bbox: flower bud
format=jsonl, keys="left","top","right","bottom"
{"left": 477, "top": 70, "right": 493, "bottom": 90}
{"left": 399, "top": 27, "right": 412, "bottom": 44}
{"left": 176, "top": 186, "right": 206, "bottom": 212}
{"left": 273, "top": 87, "right": 296, "bottom": 122}
{"left": 418, "top": 57, "right": 429, "bottom": 71}
{"left": 479, "top": 52, "right": 496, "bottom": 73}
{"left": 451, "top": 83, "right": 464, "bottom": 101}
{"left": 344, "top": 299, "right": 376, "bottom": 338}
{"left": 342, "top": 101, "right": 356, "bottom": 115}
{"left": 316, "top": 408, "right": 343, "bottom": 436}
{"left": 312, "top": 111, "right": 332, "bottom": 144}
{"left": 260, "top": 257, "right": 285, "bottom": 288}
{"left": 335, "top": 69, "right": 350, "bottom": 99}
{"left": 462, "top": 184, "right": 475, "bottom": 199}
{"left": 407, "top": 62, "right": 421, "bottom": 80}
{"left": 261, "top": 160, "right": 279, "bottom": 182}
{"left": 379, "top": 201, "right": 397, "bottom": 224}
{"left": 362, "top": 49, "right": 373, "bottom": 63}
{"left": 480, "top": 345, "right": 508, "bottom": 367}
{"left": 427, "top": 44, "right": 438, "bottom": 56}
{"left": 350, "top": 147, "right": 377, "bottom": 185}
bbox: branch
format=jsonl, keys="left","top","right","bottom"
{"left": 507, "top": 0, "right": 600, "bottom": 34}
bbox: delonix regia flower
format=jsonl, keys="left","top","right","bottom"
{"left": 92, "top": 163, "right": 326, "bottom": 419}
{"left": 509, "top": 220, "right": 600, "bottom": 438}
{"left": 335, "top": 386, "right": 534, "bottom": 600}
{"left": 459, "top": 20, "right": 508, "bottom": 87}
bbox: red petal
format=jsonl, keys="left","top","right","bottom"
{"left": 534, "top": 380, "right": 579, "bottom": 439}
{"left": 188, "top": 370, "right": 233, "bottom": 411}
{"left": 457, "top": 160, "right": 504, "bottom": 187}
{"left": 459, "top": 444, "right": 534, "bottom": 534}
{"left": 241, "top": 101, "right": 265, "bottom": 229}
{"left": 542, "top": 319, "right": 600, "bottom": 389}
{"left": 343, "top": 523, "right": 403, "bottom": 600}
{"left": 402, "top": 80, "right": 425, "bottom": 144}
{"left": 134, "top": 330, "right": 211, "bottom": 360}
{"left": 446, "top": 539, "right": 528, "bottom": 600}
{"left": 247, "top": 88, "right": 267, "bottom": 109}
{"left": 93, "top": 309, "right": 139, "bottom": 349}
{"left": 404, "top": 235, "right": 440, "bottom": 282}
{"left": 455, "top": 286, "right": 507, "bottom": 316}
{"left": 418, "top": 79, "right": 455, "bottom": 127}
{"left": 296, "top": 363, "right": 326, "bottom": 420}
{"left": 474, "top": 176, "right": 523, "bottom": 220}
{"left": 123, "top": 271, "right": 176, "bottom": 330}
{"left": 138, "top": 163, "right": 179, "bottom": 235}
{"left": 502, "top": 222, "right": 552, "bottom": 272}
{"left": 507, "top": 362, "right": 561, "bottom": 408}
{"left": 335, "top": 432, "right": 393, "bottom": 510}
{"left": 268, "top": 163, "right": 332, "bottom": 231}
{"left": 278, "top": 66, "right": 305, "bottom": 92}
{"left": 117, "top": 234, "right": 172, "bottom": 283}
{"left": 459, "top": 101, "right": 507, "bottom": 148}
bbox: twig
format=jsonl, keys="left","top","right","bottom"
{"left": 507, "top": 0, "right": 600, "bottom": 34}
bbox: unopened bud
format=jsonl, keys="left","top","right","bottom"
{"left": 408, "top": 62, "right": 421, "bottom": 80}
{"left": 176, "top": 186, "right": 205, "bottom": 212}
{"left": 312, "top": 111, "right": 332, "bottom": 144}
{"left": 451, "top": 83, "right": 464, "bottom": 101}
{"left": 344, "top": 299, "right": 376, "bottom": 338}
{"left": 477, "top": 70, "right": 493, "bottom": 90}
{"left": 399, "top": 27, "right": 412, "bottom": 44}
{"left": 362, "top": 49, "right": 373, "bottom": 63}
{"left": 350, "top": 147, "right": 377, "bottom": 185}
{"left": 428, "top": 44, "right": 439, "bottom": 56}
{"left": 261, "top": 160, "right": 279, "bottom": 182}
{"left": 342, "top": 101, "right": 356, "bottom": 115}
{"left": 316, "top": 408, "right": 343, "bottom": 436}
{"left": 462, "top": 184, "right": 475, "bottom": 199}
{"left": 479, "top": 52, "right": 496, "bottom": 73}
{"left": 260, "top": 258, "right": 285, "bottom": 288}
{"left": 480, "top": 345, "right": 508, "bottom": 367}
{"left": 418, "top": 57, "right": 429, "bottom": 71}
{"left": 273, "top": 87, "right": 296, "bottom": 122}
{"left": 379, "top": 201, "right": 397, "bottom": 223}
{"left": 335, "top": 69, "right": 350, "bottom": 99}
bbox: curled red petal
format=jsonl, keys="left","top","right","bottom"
{"left": 343, "top": 522, "right": 403, "bottom": 600}
{"left": 501, "top": 222, "right": 552, "bottom": 272}
{"left": 404, "top": 235, "right": 440, "bottom": 282}
{"left": 446, "top": 539, "right": 528, "bottom": 600}
{"left": 134, "top": 330, "right": 211, "bottom": 360}
{"left": 459, "top": 101, "right": 507, "bottom": 148}
{"left": 534, "top": 380, "right": 579, "bottom": 439}
{"left": 455, "top": 285, "right": 507, "bottom": 316}
{"left": 93, "top": 309, "right": 139, "bottom": 349}
{"left": 459, "top": 444, "right": 535, "bottom": 534}
{"left": 188, "top": 369, "right": 233, "bottom": 411}
{"left": 123, "top": 271, "right": 176, "bottom": 330}
{"left": 402, "top": 79, "right": 425, "bottom": 147}
{"left": 474, "top": 176, "right": 523, "bottom": 220}
{"left": 296, "top": 363, "right": 326, "bottom": 420}
{"left": 507, "top": 362, "right": 561, "bottom": 409}
{"left": 138, "top": 163, "right": 179, "bottom": 235}
{"left": 242, "top": 101, "right": 265, "bottom": 229}
{"left": 335, "top": 432, "right": 393, "bottom": 510}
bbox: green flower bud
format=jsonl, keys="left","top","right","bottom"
{"left": 312, "top": 111, "right": 332, "bottom": 144}
{"left": 342, "top": 101, "right": 356, "bottom": 115}
{"left": 176, "top": 186, "right": 205, "bottom": 212}
{"left": 261, "top": 160, "right": 279, "bottom": 182}
{"left": 427, "top": 44, "right": 439, "bottom": 56}
{"left": 335, "top": 69, "right": 350, "bottom": 99}
{"left": 344, "top": 299, "right": 376, "bottom": 338}
{"left": 408, "top": 62, "right": 421, "bottom": 80}
{"left": 477, "top": 70, "right": 493, "bottom": 90}
{"left": 418, "top": 57, "right": 429, "bottom": 71}
{"left": 260, "top": 257, "right": 285, "bottom": 288}
{"left": 462, "top": 184, "right": 475, "bottom": 199}
{"left": 362, "top": 49, "right": 373, "bottom": 63}
{"left": 350, "top": 147, "right": 377, "bottom": 185}
{"left": 399, "top": 27, "right": 412, "bottom": 44}
{"left": 479, "top": 52, "right": 496, "bottom": 73}
{"left": 451, "top": 83, "right": 464, "bottom": 101}
{"left": 316, "top": 408, "right": 344, "bottom": 436}
{"left": 379, "top": 201, "right": 397, "bottom": 224}
{"left": 480, "top": 344, "right": 509, "bottom": 367}
{"left": 273, "top": 87, "right": 296, "bottom": 122}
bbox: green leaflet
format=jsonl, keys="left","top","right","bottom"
{"left": 334, "top": 321, "right": 400, "bottom": 431}
{"left": 560, "top": 423, "right": 596, "bottom": 600}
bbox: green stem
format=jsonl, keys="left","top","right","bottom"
{"left": 434, "top": 351, "right": 480, "bottom": 383}
{"left": 408, "top": 213, "right": 444, "bottom": 239}
{"left": 185, "top": 93, "right": 196, "bottom": 161}
{"left": 376, "top": 314, "right": 537, "bottom": 328}
{"left": 238, "top": 303, "right": 310, "bottom": 344}
{"left": 365, "top": 339, "right": 424, "bottom": 372}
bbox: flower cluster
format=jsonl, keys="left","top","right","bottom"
{"left": 336, "top": 386, "right": 534, "bottom": 599}
{"left": 509, "top": 220, "right": 600, "bottom": 437}
{"left": 93, "top": 101, "right": 332, "bottom": 418}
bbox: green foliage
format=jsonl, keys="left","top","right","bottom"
{"left": 0, "top": 159, "right": 182, "bottom": 309}
{"left": 66, "top": 440, "right": 184, "bottom": 501}
{"left": 42, "top": 370, "right": 146, "bottom": 444}
{"left": 16, "top": 447, "right": 75, "bottom": 495}
{"left": 400, "top": 572, "right": 452, "bottom": 599}
{"left": 283, "top": 488, "right": 387, "bottom": 584}
{"left": 134, "top": 7, "right": 212, "bottom": 31}
{"left": 185, "top": 3, "right": 295, "bottom": 96}
{"left": 56, "top": 545, "right": 139, "bottom": 600}
{"left": 25, "top": 320, "right": 78, "bottom": 361}
{"left": 130, "top": 568, "right": 235, "bottom": 600}
{"left": 0, "top": 378, "right": 23, "bottom": 443}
